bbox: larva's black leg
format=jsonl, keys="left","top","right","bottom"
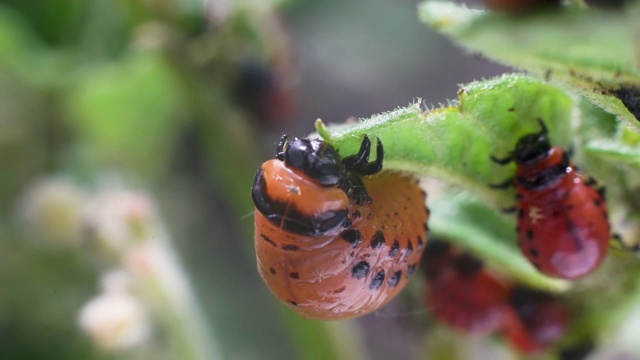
{"left": 359, "top": 138, "right": 384, "bottom": 176}
{"left": 536, "top": 118, "right": 548, "bottom": 136}
{"left": 585, "top": 177, "right": 597, "bottom": 187}
{"left": 566, "top": 144, "right": 575, "bottom": 159}
{"left": 491, "top": 155, "right": 513, "bottom": 165}
{"left": 276, "top": 134, "right": 288, "bottom": 160}
{"left": 502, "top": 206, "right": 517, "bottom": 214}
{"left": 341, "top": 174, "right": 371, "bottom": 205}
{"left": 490, "top": 178, "right": 515, "bottom": 189}
{"left": 343, "top": 136, "right": 371, "bottom": 170}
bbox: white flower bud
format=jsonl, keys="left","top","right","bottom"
{"left": 78, "top": 290, "right": 150, "bottom": 351}
{"left": 83, "top": 189, "right": 157, "bottom": 255}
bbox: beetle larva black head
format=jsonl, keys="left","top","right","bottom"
{"left": 513, "top": 119, "right": 552, "bottom": 165}
{"left": 279, "top": 136, "right": 344, "bottom": 186}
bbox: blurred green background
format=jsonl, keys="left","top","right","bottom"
{"left": 0, "top": 0, "right": 508, "bottom": 359}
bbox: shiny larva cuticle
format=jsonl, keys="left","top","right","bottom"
{"left": 254, "top": 172, "right": 428, "bottom": 320}
{"left": 495, "top": 121, "right": 611, "bottom": 280}
{"left": 252, "top": 136, "right": 429, "bottom": 320}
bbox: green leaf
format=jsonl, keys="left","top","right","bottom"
{"left": 66, "top": 51, "right": 185, "bottom": 174}
{"left": 318, "top": 74, "right": 574, "bottom": 208}
{"left": 418, "top": 1, "right": 640, "bottom": 131}
{"left": 316, "top": 74, "right": 572, "bottom": 291}
{"left": 429, "top": 195, "right": 569, "bottom": 292}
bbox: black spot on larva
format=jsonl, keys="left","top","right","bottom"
{"left": 518, "top": 209, "right": 525, "bottom": 219}
{"left": 389, "top": 240, "right": 400, "bottom": 257}
{"left": 417, "top": 238, "right": 424, "bottom": 251}
{"left": 269, "top": 267, "right": 276, "bottom": 275}
{"left": 516, "top": 193, "right": 523, "bottom": 201}
{"left": 351, "top": 261, "right": 371, "bottom": 279}
{"left": 613, "top": 84, "right": 640, "bottom": 120}
{"left": 404, "top": 242, "right": 414, "bottom": 258}
{"left": 289, "top": 272, "right": 299, "bottom": 279}
{"left": 289, "top": 300, "right": 298, "bottom": 306}
{"left": 594, "top": 199, "right": 601, "bottom": 207}
{"left": 553, "top": 210, "right": 560, "bottom": 217}
{"left": 340, "top": 229, "right": 362, "bottom": 248}
{"left": 394, "top": 211, "right": 399, "bottom": 216}
{"left": 282, "top": 244, "right": 300, "bottom": 251}
{"left": 526, "top": 230, "right": 534, "bottom": 240}
{"left": 261, "top": 234, "right": 277, "bottom": 247}
{"left": 407, "top": 264, "right": 417, "bottom": 277}
{"left": 353, "top": 210, "right": 361, "bottom": 219}
{"left": 529, "top": 249, "right": 539, "bottom": 258}
{"left": 370, "top": 270, "right": 385, "bottom": 290}
{"left": 371, "top": 230, "right": 386, "bottom": 249}
{"left": 388, "top": 271, "right": 402, "bottom": 287}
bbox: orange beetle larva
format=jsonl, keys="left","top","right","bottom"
{"left": 252, "top": 135, "right": 429, "bottom": 320}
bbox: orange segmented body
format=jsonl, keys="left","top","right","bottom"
{"left": 252, "top": 135, "right": 429, "bottom": 320}
{"left": 492, "top": 120, "right": 610, "bottom": 280}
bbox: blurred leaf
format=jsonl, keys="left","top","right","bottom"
{"left": 0, "top": 5, "right": 65, "bottom": 86}
{"left": 0, "top": 0, "right": 88, "bottom": 46}
{"left": 316, "top": 74, "right": 573, "bottom": 291}
{"left": 418, "top": 1, "right": 640, "bottom": 131}
{"left": 66, "top": 51, "right": 186, "bottom": 175}
{"left": 0, "top": 232, "right": 101, "bottom": 359}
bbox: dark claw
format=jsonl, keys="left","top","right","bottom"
{"left": 359, "top": 138, "right": 384, "bottom": 175}
{"left": 276, "top": 134, "right": 288, "bottom": 160}
{"left": 566, "top": 144, "right": 575, "bottom": 158}
{"left": 502, "top": 207, "right": 517, "bottom": 214}
{"left": 343, "top": 135, "right": 372, "bottom": 169}
{"left": 491, "top": 155, "right": 514, "bottom": 165}
{"left": 536, "top": 118, "right": 548, "bottom": 136}
{"left": 490, "top": 178, "right": 515, "bottom": 189}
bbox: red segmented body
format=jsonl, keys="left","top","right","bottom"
{"left": 424, "top": 242, "right": 512, "bottom": 334}
{"left": 493, "top": 120, "right": 610, "bottom": 279}
{"left": 504, "top": 288, "right": 570, "bottom": 354}
{"left": 515, "top": 148, "right": 609, "bottom": 279}
{"left": 252, "top": 136, "right": 429, "bottom": 320}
